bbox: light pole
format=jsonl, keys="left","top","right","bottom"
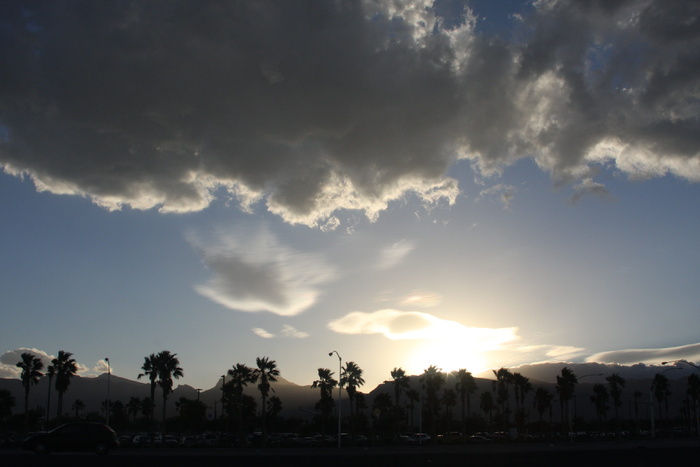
{"left": 663, "top": 360, "right": 699, "bottom": 437}
{"left": 105, "top": 358, "right": 111, "bottom": 426}
{"left": 329, "top": 350, "right": 342, "bottom": 448}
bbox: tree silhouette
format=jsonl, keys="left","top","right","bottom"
{"left": 556, "top": 367, "right": 578, "bottom": 431}
{"left": 651, "top": 373, "right": 671, "bottom": 424}
{"left": 341, "top": 361, "right": 365, "bottom": 434}
{"left": 155, "top": 350, "right": 183, "bottom": 432}
{"left": 253, "top": 356, "right": 279, "bottom": 446}
{"left": 513, "top": 372, "right": 531, "bottom": 431}
{"left": 71, "top": 398, "right": 85, "bottom": 419}
{"left": 493, "top": 368, "right": 513, "bottom": 428}
{"left": 480, "top": 391, "right": 494, "bottom": 430}
{"left": 390, "top": 367, "right": 410, "bottom": 434}
{"left": 0, "top": 389, "right": 15, "bottom": 424}
{"left": 226, "top": 363, "right": 256, "bottom": 446}
{"left": 533, "top": 387, "right": 553, "bottom": 432}
{"left": 126, "top": 397, "right": 142, "bottom": 423}
{"left": 52, "top": 350, "right": 78, "bottom": 423}
{"left": 17, "top": 352, "right": 44, "bottom": 432}
{"left": 590, "top": 383, "right": 609, "bottom": 429}
{"left": 137, "top": 353, "right": 159, "bottom": 422}
{"left": 606, "top": 373, "right": 626, "bottom": 432}
{"left": 312, "top": 368, "right": 337, "bottom": 435}
{"left": 45, "top": 364, "right": 55, "bottom": 429}
{"left": 455, "top": 369, "right": 477, "bottom": 433}
{"left": 420, "top": 365, "right": 444, "bottom": 442}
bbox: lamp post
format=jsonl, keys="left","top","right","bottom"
{"left": 663, "top": 360, "right": 699, "bottom": 437}
{"left": 105, "top": 358, "right": 111, "bottom": 426}
{"left": 329, "top": 350, "right": 342, "bottom": 448}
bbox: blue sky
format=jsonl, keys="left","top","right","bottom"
{"left": 1, "top": 0, "right": 700, "bottom": 391}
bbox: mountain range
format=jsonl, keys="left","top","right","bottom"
{"left": 2, "top": 361, "right": 697, "bottom": 421}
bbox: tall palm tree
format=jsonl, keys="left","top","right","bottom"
{"left": 341, "top": 361, "right": 365, "bottom": 421}
{"left": 226, "top": 362, "right": 256, "bottom": 446}
{"left": 455, "top": 368, "right": 477, "bottom": 432}
{"left": 480, "top": 391, "right": 494, "bottom": 430}
{"left": 312, "top": 368, "right": 337, "bottom": 435}
{"left": 590, "top": 383, "right": 610, "bottom": 429}
{"left": 390, "top": 367, "right": 410, "bottom": 434}
{"left": 420, "top": 365, "right": 444, "bottom": 442}
{"left": 513, "top": 372, "right": 532, "bottom": 431}
{"left": 253, "top": 356, "right": 280, "bottom": 444}
{"left": 405, "top": 388, "right": 420, "bottom": 428}
{"left": 16, "top": 352, "right": 44, "bottom": 431}
{"left": 154, "top": 350, "right": 183, "bottom": 430}
{"left": 52, "top": 350, "right": 78, "bottom": 423}
{"left": 556, "top": 367, "right": 578, "bottom": 430}
{"left": 137, "top": 353, "right": 159, "bottom": 421}
{"left": 606, "top": 373, "right": 626, "bottom": 431}
{"left": 651, "top": 373, "right": 671, "bottom": 423}
{"left": 493, "top": 368, "right": 513, "bottom": 428}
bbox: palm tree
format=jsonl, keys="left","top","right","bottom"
{"left": 253, "top": 356, "right": 280, "bottom": 444}
{"left": 455, "top": 369, "right": 477, "bottom": 432}
{"left": 137, "top": 353, "right": 159, "bottom": 422}
{"left": 406, "top": 388, "right": 420, "bottom": 428}
{"left": 606, "top": 373, "right": 626, "bottom": 432}
{"left": 493, "top": 368, "right": 513, "bottom": 428}
{"left": 72, "top": 399, "right": 85, "bottom": 419}
{"left": 45, "top": 364, "right": 55, "bottom": 429}
{"left": 480, "top": 391, "right": 494, "bottom": 430}
{"left": 390, "top": 367, "right": 410, "bottom": 432}
{"left": 533, "top": 387, "right": 554, "bottom": 432}
{"left": 341, "top": 361, "right": 365, "bottom": 430}
{"left": 16, "top": 352, "right": 44, "bottom": 431}
{"left": 420, "top": 365, "right": 444, "bottom": 442}
{"left": 651, "top": 373, "right": 671, "bottom": 423}
{"left": 312, "top": 368, "right": 337, "bottom": 435}
{"left": 226, "top": 363, "right": 256, "bottom": 446}
{"left": 512, "top": 372, "right": 532, "bottom": 431}
{"left": 154, "top": 350, "right": 183, "bottom": 430}
{"left": 0, "top": 389, "right": 15, "bottom": 423}
{"left": 126, "top": 397, "right": 142, "bottom": 423}
{"left": 590, "top": 383, "right": 609, "bottom": 429}
{"left": 556, "top": 367, "right": 578, "bottom": 431}
{"left": 52, "top": 350, "right": 78, "bottom": 423}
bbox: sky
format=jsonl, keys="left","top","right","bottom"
{"left": 1, "top": 0, "right": 700, "bottom": 392}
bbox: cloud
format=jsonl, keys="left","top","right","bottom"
{"left": 328, "top": 309, "right": 519, "bottom": 349}
{"left": 253, "top": 325, "right": 309, "bottom": 339}
{"left": 1, "top": 1, "right": 697, "bottom": 227}
{"left": 0, "top": 348, "right": 90, "bottom": 377}
{"left": 587, "top": 342, "right": 700, "bottom": 365}
{"left": 477, "top": 184, "right": 516, "bottom": 209}
{"left": 376, "top": 240, "right": 415, "bottom": 270}
{"left": 398, "top": 290, "right": 443, "bottom": 308}
{"left": 570, "top": 178, "right": 612, "bottom": 204}
{"left": 190, "top": 227, "right": 336, "bottom": 316}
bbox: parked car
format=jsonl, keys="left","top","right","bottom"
{"left": 22, "top": 422, "right": 119, "bottom": 455}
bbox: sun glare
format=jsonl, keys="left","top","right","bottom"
{"left": 404, "top": 339, "right": 489, "bottom": 377}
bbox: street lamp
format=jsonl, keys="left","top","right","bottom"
{"left": 329, "top": 350, "right": 342, "bottom": 448}
{"left": 105, "top": 358, "right": 111, "bottom": 426}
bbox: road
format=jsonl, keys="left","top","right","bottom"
{"left": 3, "top": 438, "right": 700, "bottom": 467}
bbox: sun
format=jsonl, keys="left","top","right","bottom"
{"left": 404, "top": 338, "right": 489, "bottom": 377}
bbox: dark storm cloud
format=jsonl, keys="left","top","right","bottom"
{"left": 1, "top": 0, "right": 698, "bottom": 225}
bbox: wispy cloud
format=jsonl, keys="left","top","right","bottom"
{"left": 587, "top": 342, "right": 700, "bottom": 365}
{"left": 328, "top": 309, "right": 519, "bottom": 349}
{"left": 376, "top": 240, "right": 415, "bottom": 270}
{"left": 253, "top": 325, "right": 309, "bottom": 339}
{"left": 189, "top": 227, "right": 336, "bottom": 316}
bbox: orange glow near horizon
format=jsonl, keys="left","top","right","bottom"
{"left": 403, "top": 338, "right": 489, "bottom": 378}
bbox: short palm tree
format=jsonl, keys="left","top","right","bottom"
{"left": 52, "top": 350, "right": 78, "bottom": 423}
{"left": 390, "top": 367, "right": 410, "bottom": 434}
{"left": 606, "top": 373, "right": 626, "bottom": 431}
{"left": 16, "top": 352, "right": 44, "bottom": 431}
{"left": 154, "top": 350, "right": 184, "bottom": 430}
{"left": 253, "top": 356, "right": 280, "bottom": 444}
{"left": 72, "top": 398, "right": 85, "bottom": 419}
{"left": 533, "top": 387, "right": 554, "bottom": 432}
{"left": 45, "top": 364, "right": 55, "bottom": 428}
{"left": 556, "top": 367, "right": 578, "bottom": 429}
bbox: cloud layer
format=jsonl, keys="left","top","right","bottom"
{"left": 1, "top": 0, "right": 697, "bottom": 226}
